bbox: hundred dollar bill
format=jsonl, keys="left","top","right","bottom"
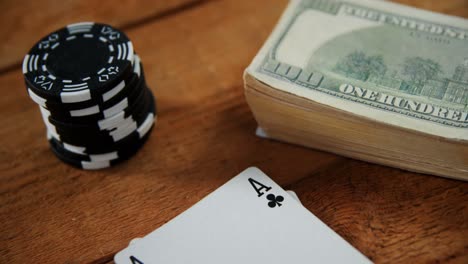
{"left": 246, "top": 0, "right": 468, "bottom": 140}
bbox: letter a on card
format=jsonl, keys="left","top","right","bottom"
{"left": 248, "top": 178, "right": 272, "bottom": 197}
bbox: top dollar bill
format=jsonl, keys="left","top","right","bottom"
{"left": 246, "top": 0, "right": 468, "bottom": 140}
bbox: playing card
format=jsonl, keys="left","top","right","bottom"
{"left": 286, "top": 190, "right": 302, "bottom": 205}
{"left": 126, "top": 190, "right": 301, "bottom": 248}
{"left": 255, "top": 126, "right": 270, "bottom": 138}
{"left": 115, "top": 167, "right": 371, "bottom": 264}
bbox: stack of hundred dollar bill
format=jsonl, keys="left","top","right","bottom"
{"left": 244, "top": 0, "right": 467, "bottom": 180}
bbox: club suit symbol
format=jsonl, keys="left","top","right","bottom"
{"left": 266, "top": 194, "right": 284, "bottom": 208}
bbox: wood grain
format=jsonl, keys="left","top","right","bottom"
{"left": 0, "top": 0, "right": 467, "bottom": 263}
{"left": 290, "top": 162, "right": 468, "bottom": 263}
{"left": 0, "top": 0, "right": 202, "bottom": 73}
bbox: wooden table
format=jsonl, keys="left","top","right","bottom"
{"left": 1, "top": 0, "right": 467, "bottom": 263}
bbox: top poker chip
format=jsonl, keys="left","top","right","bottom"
{"left": 23, "top": 22, "right": 134, "bottom": 104}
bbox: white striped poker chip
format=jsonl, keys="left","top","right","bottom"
{"left": 40, "top": 91, "right": 152, "bottom": 143}
{"left": 26, "top": 55, "right": 142, "bottom": 117}
{"left": 23, "top": 22, "right": 135, "bottom": 104}
{"left": 47, "top": 113, "right": 155, "bottom": 170}
{"left": 46, "top": 112, "right": 156, "bottom": 155}
{"left": 47, "top": 133, "right": 112, "bottom": 169}
{"left": 81, "top": 160, "right": 112, "bottom": 170}
{"left": 41, "top": 107, "right": 61, "bottom": 140}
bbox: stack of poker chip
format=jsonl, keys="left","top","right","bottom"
{"left": 22, "top": 22, "right": 156, "bottom": 170}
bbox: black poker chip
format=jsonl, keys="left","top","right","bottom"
{"left": 26, "top": 52, "right": 144, "bottom": 113}
{"left": 23, "top": 22, "right": 135, "bottom": 104}
{"left": 48, "top": 129, "right": 153, "bottom": 170}
{"left": 23, "top": 22, "right": 157, "bottom": 170}
{"left": 42, "top": 73, "right": 148, "bottom": 125}
{"left": 49, "top": 119, "right": 153, "bottom": 155}
{"left": 47, "top": 90, "right": 156, "bottom": 146}
{"left": 29, "top": 59, "right": 145, "bottom": 117}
